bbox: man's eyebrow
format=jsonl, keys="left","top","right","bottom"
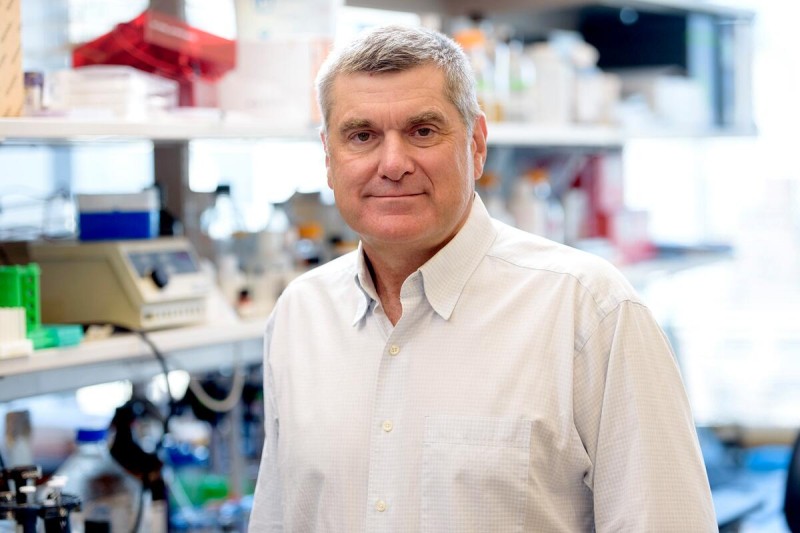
{"left": 406, "top": 111, "right": 447, "bottom": 127}
{"left": 338, "top": 118, "right": 372, "bottom": 135}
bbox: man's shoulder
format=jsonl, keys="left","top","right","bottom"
{"left": 281, "top": 249, "right": 359, "bottom": 298}
{"left": 487, "top": 220, "right": 640, "bottom": 311}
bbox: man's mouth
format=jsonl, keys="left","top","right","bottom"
{"left": 370, "top": 192, "right": 424, "bottom": 198}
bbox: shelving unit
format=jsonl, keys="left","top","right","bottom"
{"left": 0, "top": 115, "right": 630, "bottom": 404}
{"left": 0, "top": 0, "right": 755, "bottom": 405}
{"left": 0, "top": 117, "right": 318, "bottom": 143}
{"left": 0, "top": 319, "right": 265, "bottom": 402}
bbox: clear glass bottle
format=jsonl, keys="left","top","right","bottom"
{"left": 200, "top": 184, "right": 248, "bottom": 306}
{"left": 54, "top": 428, "right": 145, "bottom": 533}
{"left": 200, "top": 184, "right": 245, "bottom": 248}
{"left": 531, "top": 168, "right": 566, "bottom": 243}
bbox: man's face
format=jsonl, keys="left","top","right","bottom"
{"left": 322, "top": 64, "right": 487, "bottom": 256}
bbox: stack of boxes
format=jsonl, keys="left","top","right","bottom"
{"left": 1, "top": 0, "right": 23, "bottom": 117}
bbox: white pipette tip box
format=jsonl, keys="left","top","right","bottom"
{"left": 0, "top": 307, "right": 34, "bottom": 358}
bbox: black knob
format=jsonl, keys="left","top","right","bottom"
{"left": 149, "top": 267, "right": 170, "bottom": 289}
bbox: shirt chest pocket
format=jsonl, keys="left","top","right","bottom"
{"left": 421, "top": 415, "right": 531, "bottom": 533}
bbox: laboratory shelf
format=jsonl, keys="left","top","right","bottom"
{"left": 0, "top": 117, "right": 320, "bottom": 143}
{"left": 0, "top": 117, "right": 589, "bottom": 147}
{"left": 486, "top": 122, "right": 624, "bottom": 147}
{"left": 0, "top": 117, "right": 628, "bottom": 147}
{"left": 0, "top": 117, "right": 755, "bottom": 147}
{"left": 0, "top": 248, "right": 732, "bottom": 402}
{"left": 352, "top": 0, "right": 752, "bottom": 16}
{"left": 0, "top": 319, "right": 266, "bottom": 402}
{"left": 620, "top": 246, "right": 734, "bottom": 289}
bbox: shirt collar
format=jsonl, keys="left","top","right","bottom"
{"left": 418, "top": 194, "right": 497, "bottom": 320}
{"left": 353, "top": 241, "right": 377, "bottom": 325}
{"left": 352, "top": 194, "right": 498, "bottom": 324}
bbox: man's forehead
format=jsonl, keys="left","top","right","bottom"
{"left": 329, "top": 64, "right": 446, "bottom": 96}
{"left": 328, "top": 68, "right": 454, "bottom": 128}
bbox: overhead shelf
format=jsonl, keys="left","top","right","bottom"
{"left": 0, "top": 117, "right": 755, "bottom": 148}
{"left": 619, "top": 246, "right": 734, "bottom": 289}
{"left": 346, "top": 0, "right": 754, "bottom": 18}
{"left": 0, "top": 117, "right": 320, "bottom": 143}
{"left": 487, "top": 122, "right": 624, "bottom": 147}
{"left": 0, "top": 319, "right": 266, "bottom": 402}
{"left": 0, "top": 117, "right": 627, "bottom": 147}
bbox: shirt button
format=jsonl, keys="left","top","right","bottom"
{"left": 382, "top": 420, "right": 393, "bottom": 432}
{"left": 388, "top": 344, "right": 400, "bottom": 356}
{"left": 375, "top": 500, "right": 387, "bottom": 512}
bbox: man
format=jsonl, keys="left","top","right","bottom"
{"left": 249, "top": 25, "right": 716, "bottom": 532}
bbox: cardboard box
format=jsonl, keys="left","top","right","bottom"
{"left": 1, "top": 0, "right": 23, "bottom": 117}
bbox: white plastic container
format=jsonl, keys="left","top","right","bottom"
{"left": 0, "top": 307, "right": 33, "bottom": 358}
{"left": 529, "top": 43, "right": 574, "bottom": 124}
{"left": 49, "top": 66, "right": 178, "bottom": 120}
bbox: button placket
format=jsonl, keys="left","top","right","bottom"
{"left": 366, "top": 286, "right": 423, "bottom": 530}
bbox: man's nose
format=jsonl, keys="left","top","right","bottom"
{"left": 378, "top": 132, "right": 414, "bottom": 181}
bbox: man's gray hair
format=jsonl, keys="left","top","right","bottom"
{"left": 315, "top": 25, "right": 481, "bottom": 133}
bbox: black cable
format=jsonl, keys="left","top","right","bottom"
{"left": 87, "top": 323, "right": 177, "bottom": 438}
{"left": 128, "top": 327, "right": 177, "bottom": 439}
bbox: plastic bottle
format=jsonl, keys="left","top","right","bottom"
{"left": 453, "top": 14, "right": 500, "bottom": 121}
{"left": 528, "top": 42, "right": 574, "bottom": 124}
{"left": 509, "top": 170, "right": 547, "bottom": 236}
{"left": 200, "top": 184, "right": 246, "bottom": 254}
{"left": 531, "top": 168, "right": 566, "bottom": 243}
{"left": 54, "top": 428, "right": 145, "bottom": 533}
{"left": 478, "top": 171, "right": 514, "bottom": 226}
{"left": 508, "top": 168, "right": 566, "bottom": 242}
{"left": 506, "top": 39, "right": 536, "bottom": 122}
{"left": 251, "top": 204, "right": 296, "bottom": 310}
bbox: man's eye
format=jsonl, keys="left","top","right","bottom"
{"left": 354, "top": 132, "right": 371, "bottom": 142}
{"left": 416, "top": 127, "right": 433, "bottom": 137}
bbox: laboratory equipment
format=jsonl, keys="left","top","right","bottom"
{"left": 0, "top": 464, "right": 81, "bottom": 533}
{"left": 29, "top": 237, "right": 210, "bottom": 331}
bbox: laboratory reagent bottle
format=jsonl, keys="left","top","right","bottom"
{"left": 54, "top": 428, "right": 147, "bottom": 533}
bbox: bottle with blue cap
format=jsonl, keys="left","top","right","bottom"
{"left": 53, "top": 428, "right": 145, "bottom": 533}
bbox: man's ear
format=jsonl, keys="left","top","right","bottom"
{"left": 320, "top": 130, "right": 333, "bottom": 188}
{"left": 471, "top": 113, "right": 488, "bottom": 181}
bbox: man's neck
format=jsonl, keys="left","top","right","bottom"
{"left": 363, "top": 245, "right": 435, "bottom": 326}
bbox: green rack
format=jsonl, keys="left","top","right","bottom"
{"left": 0, "top": 264, "right": 41, "bottom": 332}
